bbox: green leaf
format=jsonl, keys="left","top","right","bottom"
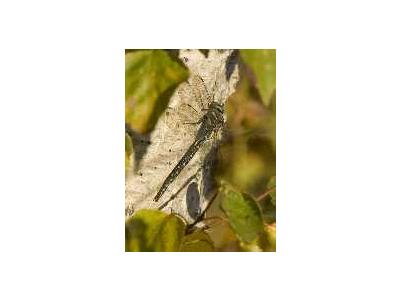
{"left": 240, "top": 49, "right": 276, "bottom": 107}
{"left": 125, "top": 209, "right": 187, "bottom": 252}
{"left": 265, "top": 224, "right": 276, "bottom": 251}
{"left": 125, "top": 209, "right": 167, "bottom": 251}
{"left": 220, "top": 185, "right": 264, "bottom": 244}
{"left": 125, "top": 209, "right": 186, "bottom": 251}
{"left": 180, "top": 230, "right": 215, "bottom": 252}
{"left": 125, "top": 50, "right": 189, "bottom": 133}
{"left": 153, "top": 214, "right": 186, "bottom": 252}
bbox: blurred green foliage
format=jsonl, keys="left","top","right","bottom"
{"left": 125, "top": 209, "right": 214, "bottom": 252}
{"left": 126, "top": 182, "right": 275, "bottom": 252}
{"left": 217, "top": 49, "right": 275, "bottom": 196}
{"left": 125, "top": 49, "right": 276, "bottom": 252}
{"left": 241, "top": 49, "right": 276, "bottom": 107}
{"left": 211, "top": 49, "right": 276, "bottom": 251}
{"left": 125, "top": 50, "right": 188, "bottom": 133}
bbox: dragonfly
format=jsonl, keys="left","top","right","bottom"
{"left": 153, "top": 74, "right": 225, "bottom": 203}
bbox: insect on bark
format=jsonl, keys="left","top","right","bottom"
{"left": 153, "top": 74, "right": 225, "bottom": 203}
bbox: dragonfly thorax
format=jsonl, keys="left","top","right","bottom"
{"left": 204, "top": 101, "right": 225, "bottom": 132}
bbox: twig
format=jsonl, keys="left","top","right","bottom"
{"left": 186, "top": 190, "right": 219, "bottom": 233}
{"left": 255, "top": 187, "right": 276, "bottom": 202}
{"left": 201, "top": 216, "right": 228, "bottom": 231}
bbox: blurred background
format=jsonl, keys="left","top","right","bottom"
{"left": 207, "top": 49, "right": 276, "bottom": 251}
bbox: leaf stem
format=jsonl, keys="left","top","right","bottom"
{"left": 255, "top": 187, "right": 275, "bottom": 202}
{"left": 186, "top": 191, "right": 219, "bottom": 233}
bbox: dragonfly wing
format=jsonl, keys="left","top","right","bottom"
{"left": 188, "top": 74, "right": 212, "bottom": 109}
{"left": 164, "top": 104, "right": 201, "bottom": 132}
{"left": 164, "top": 79, "right": 204, "bottom": 131}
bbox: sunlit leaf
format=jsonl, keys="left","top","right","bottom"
{"left": 125, "top": 209, "right": 167, "bottom": 251}
{"left": 240, "top": 49, "right": 276, "bottom": 106}
{"left": 154, "top": 214, "right": 186, "bottom": 252}
{"left": 125, "top": 209, "right": 188, "bottom": 252}
{"left": 220, "top": 184, "right": 264, "bottom": 244}
{"left": 265, "top": 223, "right": 276, "bottom": 251}
{"left": 180, "top": 230, "right": 215, "bottom": 252}
{"left": 125, "top": 50, "right": 189, "bottom": 133}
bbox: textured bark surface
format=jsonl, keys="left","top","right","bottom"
{"left": 125, "top": 49, "right": 239, "bottom": 223}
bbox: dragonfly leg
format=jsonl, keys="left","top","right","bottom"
{"left": 183, "top": 103, "right": 199, "bottom": 114}
{"left": 183, "top": 119, "right": 202, "bottom": 125}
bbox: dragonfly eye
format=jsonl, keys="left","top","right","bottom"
{"left": 216, "top": 103, "right": 224, "bottom": 113}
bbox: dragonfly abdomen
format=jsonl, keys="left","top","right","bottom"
{"left": 153, "top": 137, "right": 206, "bottom": 202}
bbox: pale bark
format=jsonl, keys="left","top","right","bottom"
{"left": 125, "top": 49, "right": 239, "bottom": 223}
